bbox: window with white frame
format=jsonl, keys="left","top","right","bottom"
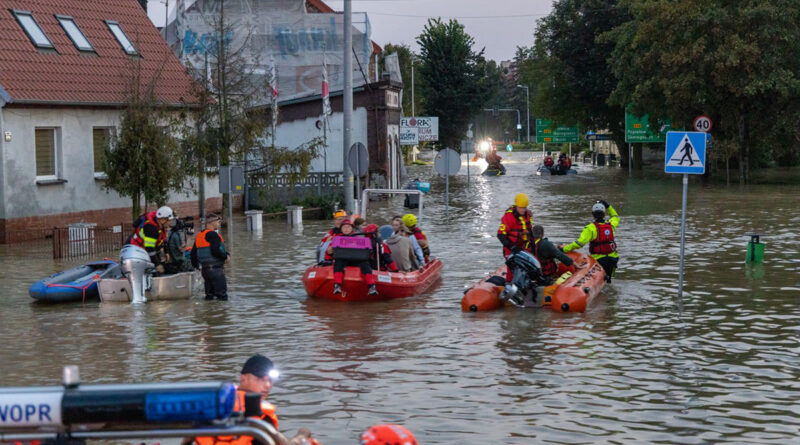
{"left": 12, "top": 10, "right": 54, "bottom": 49}
{"left": 105, "top": 21, "right": 137, "bottom": 55}
{"left": 57, "top": 15, "right": 94, "bottom": 52}
{"left": 35, "top": 128, "right": 59, "bottom": 179}
{"left": 93, "top": 127, "right": 113, "bottom": 175}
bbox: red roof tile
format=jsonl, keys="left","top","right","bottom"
{"left": 0, "top": 0, "right": 197, "bottom": 106}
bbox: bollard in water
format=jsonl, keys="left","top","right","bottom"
{"left": 745, "top": 233, "right": 765, "bottom": 263}
{"left": 245, "top": 210, "right": 263, "bottom": 232}
{"left": 287, "top": 206, "right": 303, "bottom": 226}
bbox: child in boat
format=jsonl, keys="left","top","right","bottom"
{"left": 363, "top": 224, "right": 398, "bottom": 272}
{"left": 327, "top": 220, "right": 378, "bottom": 295}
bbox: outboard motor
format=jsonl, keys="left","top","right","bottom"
{"left": 119, "top": 244, "right": 154, "bottom": 304}
{"left": 501, "top": 250, "right": 545, "bottom": 307}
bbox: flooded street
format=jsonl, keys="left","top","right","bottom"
{"left": 1, "top": 157, "right": 799, "bottom": 444}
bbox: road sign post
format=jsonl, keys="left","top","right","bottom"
{"left": 434, "top": 148, "right": 460, "bottom": 217}
{"left": 348, "top": 142, "right": 369, "bottom": 213}
{"left": 665, "top": 131, "right": 707, "bottom": 308}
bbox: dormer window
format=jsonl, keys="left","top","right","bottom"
{"left": 105, "top": 20, "right": 137, "bottom": 55}
{"left": 56, "top": 15, "right": 93, "bottom": 52}
{"left": 12, "top": 10, "right": 54, "bottom": 49}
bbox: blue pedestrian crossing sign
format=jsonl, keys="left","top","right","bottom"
{"left": 665, "top": 131, "right": 706, "bottom": 174}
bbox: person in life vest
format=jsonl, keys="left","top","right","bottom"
{"left": 401, "top": 214, "right": 429, "bottom": 263}
{"left": 486, "top": 148, "right": 503, "bottom": 168}
{"left": 329, "top": 220, "right": 377, "bottom": 296}
{"left": 392, "top": 216, "right": 424, "bottom": 266}
{"left": 530, "top": 225, "right": 580, "bottom": 283}
{"left": 544, "top": 155, "right": 554, "bottom": 168}
{"left": 363, "top": 224, "right": 398, "bottom": 272}
{"left": 189, "top": 355, "right": 322, "bottom": 445}
{"left": 321, "top": 210, "right": 348, "bottom": 244}
{"left": 191, "top": 213, "right": 230, "bottom": 300}
{"left": 360, "top": 424, "right": 417, "bottom": 445}
{"left": 563, "top": 200, "right": 619, "bottom": 282}
{"left": 497, "top": 193, "right": 533, "bottom": 286}
{"left": 127, "top": 206, "right": 174, "bottom": 272}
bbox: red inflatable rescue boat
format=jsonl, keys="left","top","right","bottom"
{"left": 461, "top": 251, "right": 605, "bottom": 312}
{"left": 303, "top": 259, "right": 443, "bottom": 302}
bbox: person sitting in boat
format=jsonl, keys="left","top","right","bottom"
{"left": 402, "top": 213, "right": 430, "bottom": 263}
{"left": 361, "top": 425, "right": 417, "bottom": 445}
{"left": 393, "top": 216, "right": 424, "bottom": 266}
{"left": 497, "top": 193, "right": 533, "bottom": 288}
{"left": 165, "top": 216, "right": 192, "bottom": 274}
{"left": 381, "top": 224, "right": 419, "bottom": 272}
{"left": 328, "top": 219, "right": 378, "bottom": 296}
{"left": 363, "top": 224, "right": 398, "bottom": 272}
{"left": 321, "top": 209, "right": 348, "bottom": 244}
{"left": 531, "top": 225, "right": 579, "bottom": 283}
{"left": 486, "top": 148, "right": 503, "bottom": 169}
{"left": 563, "top": 200, "right": 620, "bottom": 282}
{"left": 127, "top": 206, "right": 175, "bottom": 273}
{"left": 544, "top": 155, "right": 554, "bottom": 168}
{"left": 187, "top": 354, "right": 322, "bottom": 445}
{"left": 353, "top": 216, "right": 366, "bottom": 233}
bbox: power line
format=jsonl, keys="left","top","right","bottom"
{"left": 366, "top": 12, "right": 546, "bottom": 19}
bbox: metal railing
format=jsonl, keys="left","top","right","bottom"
{"left": 248, "top": 172, "right": 342, "bottom": 189}
{"left": 52, "top": 223, "right": 131, "bottom": 259}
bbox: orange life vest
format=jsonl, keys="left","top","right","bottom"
{"left": 194, "top": 389, "right": 278, "bottom": 445}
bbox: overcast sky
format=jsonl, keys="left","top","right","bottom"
{"left": 148, "top": 0, "right": 553, "bottom": 61}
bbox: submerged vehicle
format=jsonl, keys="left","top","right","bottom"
{"left": 461, "top": 251, "right": 605, "bottom": 312}
{"left": 303, "top": 188, "right": 443, "bottom": 301}
{"left": 29, "top": 259, "right": 118, "bottom": 303}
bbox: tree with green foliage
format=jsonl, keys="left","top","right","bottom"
{"left": 605, "top": 0, "right": 800, "bottom": 181}
{"left": 104, "top": 62, "right": 184, "bottom": 220}
{"left": 416, "top": 19, "right": 492, "bottom": 149}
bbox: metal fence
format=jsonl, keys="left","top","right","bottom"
{"left": 51, "top": 223, "right": 131, "bottom": 259}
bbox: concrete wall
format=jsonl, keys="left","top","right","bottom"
{"left": 0, "top": 106, "right": 222, "bottom": 239}
{"left": 273, "top": 107, "right": 368, "bottom": 174}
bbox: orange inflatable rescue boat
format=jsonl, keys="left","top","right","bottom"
{"left": 461, "top": 251, "right": 605, "bottom": 312}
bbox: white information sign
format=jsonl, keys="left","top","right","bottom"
{"left": 401, "top": 117, "right": 439, "bottom": 142}
{"left": 399, "top": 127, "right": 419, "bottom": 146}
{"left": 0, "top": 392, "right": 62, "bottom": 427}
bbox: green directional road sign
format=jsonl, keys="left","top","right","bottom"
{"left": 625, "top": 113, "right": 672, "bottom": 143}
{"left": 536, "top": 119, "right": 579, "bottom": 143}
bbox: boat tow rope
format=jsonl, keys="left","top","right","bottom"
{"left": 46, "top": 274, "right": 102, "bottom": 303}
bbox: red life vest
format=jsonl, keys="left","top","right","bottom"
{"left": 129, "top": 211, "right": 166, "bottom": 249}
{"left": 590, "top": 221, "right": 617, "bottom": 255}
{"left": 533, "top": 238, "right": 557, "bottom": 276}
{"left": 544, "top": 156, "right": 554, "bottom": 167}
{"left": 411, "top": 226, "right": 430, "bottom": 260}
{"left": 499, "top": 206, "right": 532, "bottom": 255}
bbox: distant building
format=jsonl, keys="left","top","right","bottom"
{"left": 0, "top": 0, "right": 214, "bottom": 243}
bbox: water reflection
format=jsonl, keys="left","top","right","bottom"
{"left": 0, "top": 160, "right": 798, "bottom": 443}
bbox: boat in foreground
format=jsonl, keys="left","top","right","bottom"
{"left": 461, "top": 251, "right": 605, "bottom": 312}
{"left": 29, "top": 260, "right": 118, "bottom": 303}
{"left": 303, "top": 259, "right": 443, "bottom": 302}
{"left": 98, "top": 270, "right": 202, "bottom": 302}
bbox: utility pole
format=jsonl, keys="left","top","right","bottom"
{"left": 342, "top": 0, "right": 354, "bottom": 213}
{"left": 516, "top": 85, "right": 530, "bottom": 142}
{"left": 411, "top": 55, "right": 415, "bottom": 117}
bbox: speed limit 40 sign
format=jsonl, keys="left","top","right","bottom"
{"left": 694, "top": 115, "right": 712, "bottom": 132}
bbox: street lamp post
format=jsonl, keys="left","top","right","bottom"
{"left": 516, "top": 85, "right": 530, "bottom": 143}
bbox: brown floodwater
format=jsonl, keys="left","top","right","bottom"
{"left": 1, "top": 158, "right": 798, "bottom": 444}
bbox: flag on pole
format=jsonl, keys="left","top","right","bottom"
{"left": 322, "top": 52, "right": 331, "bottom": 119}
{"left": 269, "top": 55, "right": 278, "bottom": 143}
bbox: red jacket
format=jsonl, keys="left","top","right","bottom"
{"left": 498, "top": 206, "right": 533, "bottom": 256}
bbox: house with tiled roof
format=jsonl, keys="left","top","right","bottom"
{"left": 0, "top": 0, "right": 220, "bottom": 243}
